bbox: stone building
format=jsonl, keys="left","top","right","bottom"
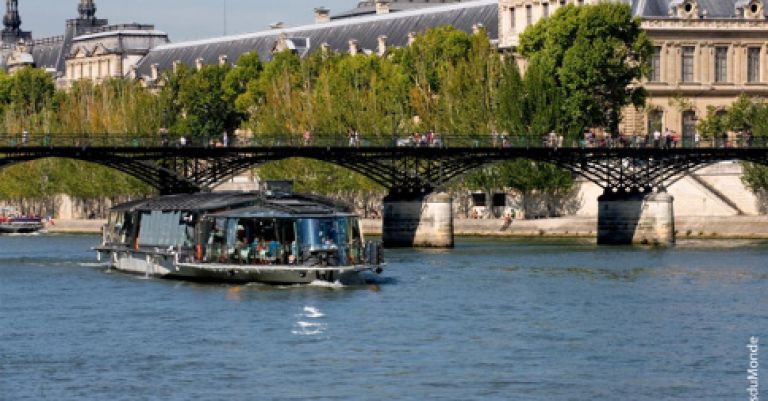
{"left": 135, "top": 0, "right": 498, "bottom": 79}
{"left": 629, "top": 0, "right": 768, "bottom": 140}
{"left": 498, "top": 0, "right": 768, "bottom": 139}
{"left": 64, "top": 24, "right": 169, "bottom": 84}
{"left": 0, "top": 0, "right": 168, "bottom": 86}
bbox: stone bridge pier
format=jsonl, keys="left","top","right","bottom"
{"left": 597, "top": 188, "right": 675, "bottom": 246}
{"left": 382, "top": 191, "right": 454, "bottom": 248}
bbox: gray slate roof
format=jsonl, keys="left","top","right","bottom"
{"left": 136, "top": 0, "right": 497, "bottom": 77}
{"left": 333, "top": 0, "right": 470, "bottom": 19}
{"left": 30, "top": 39, "right": 65, "bottom": 72}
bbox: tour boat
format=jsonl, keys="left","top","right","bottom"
{"left": 96, "top": 185, "right": 384, "bottom": 285}
{"left": 0, "top": 208, "right": 46, "bottom": 234}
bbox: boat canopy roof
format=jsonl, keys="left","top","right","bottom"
{"left": 111, "top": 191, "right": 354, "bottom": 217}
{"left": 207, "top": 194, "right": 355, "bottom": 219}
{"left": 111, "top": 192, "right": 263, "bottom": 213}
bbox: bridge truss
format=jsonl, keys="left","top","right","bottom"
{"left": 2, "top": 143, "right": 768, "bottom": 196}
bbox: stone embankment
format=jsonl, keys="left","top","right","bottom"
{"left": 47, "top": 219, "right": 106, "bottom": 234}
{"left": 364, "top": 217, "right": 768, "bottom": 240}
{"left": 46, "top": 217, "right": 768, "bottom": 240}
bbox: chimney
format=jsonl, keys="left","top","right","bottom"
{"left": 270, "top": 22, "right": 284, "bottom": 30}
{"left": 150, "top": 63, "right": 159, "bottom": 80}
{"left": 407, "top": 32, "right": 416, "bottom": 46}
{"left": 172, "top": 60, "right": 182, "bottom": 73}
{"left": 314, "top": 7, "right": 330, "bottom": 24}
{"left": 348, "top": 39, "right": 359, "bottom": 56}
{"left": 218, "top": 54, "right": 228, "bottom": 66}
{"left": 375, "top": 0, "right": 390, "bottom": 15}
{"left": 195, "top": 58, "right": 204, "bottom": 71}
{"left": 377, "top": 35, "right": 388, "bottom": 56}
{"left": 472, "top": 23, "right": 485, "bottom": 35}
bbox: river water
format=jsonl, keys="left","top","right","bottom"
{"left": 0, "top": 234, "right": 766, "bottom": 400}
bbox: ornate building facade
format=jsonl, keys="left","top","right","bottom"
{"left": 4, "top": 0, "right": 768, "bottom": 139}
{"left": 498, "top": 0, "right": 768, "bottom": 138}
{"left": 0, "top": 0, "right": 168, "bottom": 86}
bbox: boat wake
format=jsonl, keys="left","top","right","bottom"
{"left": 300, "top": 306, "right": 325, "bottom": 318}
{"left": 308, "top": 280, "right": 345, "bottom": 289}
{"left": 78, "top": 262, "right": 111, "bottom": 268}
{"left": 292, "top": 306, "right": 327, "bottom": 336}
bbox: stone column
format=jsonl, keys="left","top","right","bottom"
{"left": 383, "top": 192, "right": 454, "bottom": 248}
{"left": 597, "top": 189, "right": 675, "bottom": 246}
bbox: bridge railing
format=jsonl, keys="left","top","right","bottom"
{"left": 1, "top": 133, "right": 768, "bottom": 149}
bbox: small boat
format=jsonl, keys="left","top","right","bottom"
{"left": 96, "top": 183, "right": 384, "bottom": 285}
{"left": 0, "top": 208, "right": 46, "bottom": 234}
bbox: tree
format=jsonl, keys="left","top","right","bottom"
{"left": 496, "top": 57, "right": 525, "bottom": 136}
{"left": 9, "top": 66, "right": 55, "bottom": 114}
{"left": 223, "top": 52, "right": 263, "bottom": 117}
{"left": 176, "top": 64, "right": 237, "bottom": 138}
{"left": 518, "top": 3, "right": 652, "bottom": 136}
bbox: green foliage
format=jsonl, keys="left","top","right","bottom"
{"left": 697, "top": 94, "right": 768, "bottom": 194}
{"left": 9, "top": 66, "right": 55, "bottom": 114}
{"left": 743, "top": 163, "right": 768, "bottom": 194}
{"left": 0, "top": 26, "right": 602, "bottom": 206}
{"left": 495, "top": 57, "right": 525, "bottom": 135}
{"left": 175, "top": 64, "right": 238, "bottom": 137}
{"left": 697, "top": 93, "right": 768, "bottom": 137}
{"left": 519, "top": 2, "right": 652, "bottom": 135}
{"left": 696, "top": 106, "right": 727, "bottom": 139}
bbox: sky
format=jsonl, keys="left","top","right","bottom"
{"left": 19, "top": 0, "right": 360, "bottom": 42}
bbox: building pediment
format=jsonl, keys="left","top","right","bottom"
{"left": 68, "top": 42, "right": 118, "bottom": 59}
{"left": 91, "top": 43, "right": 110, "bottom": 56}
{"left": 70, "top": 46, "right": 90, "bottom": 58}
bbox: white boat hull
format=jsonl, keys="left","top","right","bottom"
{"left": 101, "top": 249, "right": 374, "bottom": 285}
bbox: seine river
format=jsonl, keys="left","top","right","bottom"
{"left": 1, "top": 234, "right": 766, "bottom": 400}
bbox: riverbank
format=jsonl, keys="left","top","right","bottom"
{"left": 47, "top": 219, "right": 105, "bottom": 234}
{"left": 46, "top": 216, "right": 768, "bottom": 240}
{"left": 362, "top": 216, "right": 768, "bottom": 240}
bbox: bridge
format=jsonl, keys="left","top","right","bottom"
{"left": 2, "top": 133, "right": 768, "bottom": 247}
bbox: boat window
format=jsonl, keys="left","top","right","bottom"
{"left": 294, "top": 217, "right": 361, "bottom": 266}
{"left": 200, "top": 217, "right": 298, "bottom": 265}
{"left": 137, "top": 211, "right": 188, "bottom": 247}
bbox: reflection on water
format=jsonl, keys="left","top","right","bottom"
{"left": 0, "top": 235, "right": 766, "bottom": 401}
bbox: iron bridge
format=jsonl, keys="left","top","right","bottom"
{"left": 1, "top": 134, "right": 768, "bottom": 196}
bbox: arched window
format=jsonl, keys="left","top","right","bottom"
{"left": 648, "top": 109, "right": 663, "bottom": 135}
{"left": 682, "top": 110, "right": 697, "bottom": 146}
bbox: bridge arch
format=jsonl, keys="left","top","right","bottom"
{"left": 0, "top": 154, "right": 200, "bottom": 194}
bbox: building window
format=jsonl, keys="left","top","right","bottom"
{"left": 526, "top": 5, "right": 532, "bottom": 26}
{"left": 714, "top": 46, "right": 728, "bottom": 83}
{"left": 682, "top": 110, "right": 697, "bottom": 145}
{"left": 648, "top": 109, "right": 663, "bottom": 135}
{"left": 651, "top": 46, "right": 661, "bottom": 82}
{"left": 510, "top": 8, "right": 515, "bottom": 30}
{"left": 681, "top": 46, "right": 695, "bottom": 82}
{"left": 748, "top": 47, "right": 761, "bottom": 83}
{"left": 543, "top": 3, "right": 549, "bottom": 18}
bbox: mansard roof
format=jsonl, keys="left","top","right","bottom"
{"left": 135, "top": 0, "right": 497, "bottom": 78}
{"left": 67, "top": 27, "right": 170, "bottom": 57}
{"left": 634, "top": 0, "right": 768, "bottom": 18}
{"left": 333, "top": 0, "right": 471, "bottom": 19}
{"left": 29, "top": 37, "right": 65, "bottom": 72}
